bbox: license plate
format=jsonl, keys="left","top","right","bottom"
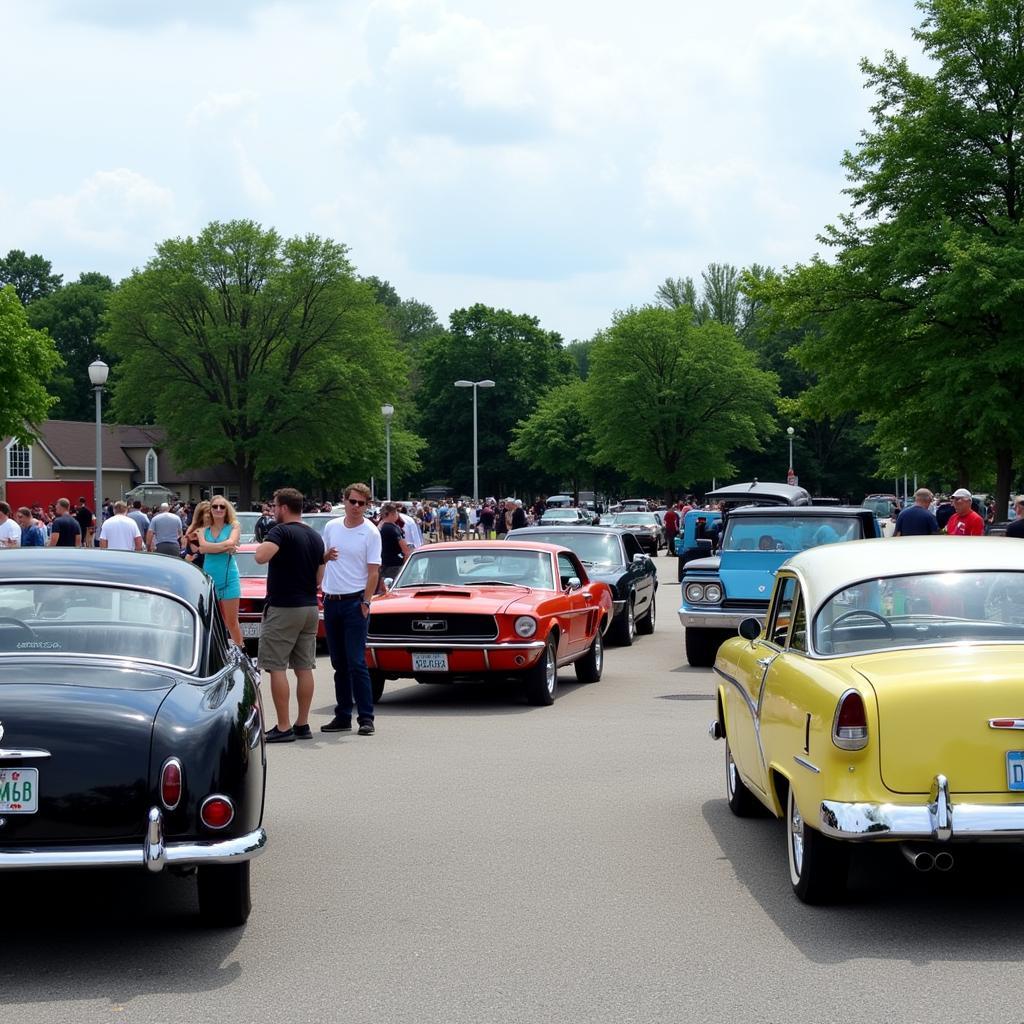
{"left": 1008, "top": 751, "right": 1024, "bottom": 791}
{"left": 0, "top": 768, "right": 38, "bottom": 813}
{"left": 411, "top": 652, "right": 449, "bottom": 672}
{"left": 241, "top": 621, "right": 261, "bottom": 638}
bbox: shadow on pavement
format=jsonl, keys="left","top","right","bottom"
{"left": 0, "top": 869, "right": 243, "bottom": 1004}
{"left": 702, "top": 797, "right": 1024, "bottom": 964}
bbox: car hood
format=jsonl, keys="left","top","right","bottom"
{"left": 239, "top": 576, "right": 267, "bottom": 600}
{"left": 683, "top": 556, "right": 721, "bottom": 574}
{"left": 375, "top": 586, "right": 549, "bottom": 616}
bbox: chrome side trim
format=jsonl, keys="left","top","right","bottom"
{"left": 989, "top": 718, "right": 1024, "bottom": 729}
{"left": 793, "top": 755, "right": 820, "bottom": 774}
{"left": 713, "top": 666, "right": 769, "bottom": 781}
{"left": 367, "top": 640, "right": 546, "bottom": 651}
{"left": 0, "top": 748, "right": 51, "bottom": 760}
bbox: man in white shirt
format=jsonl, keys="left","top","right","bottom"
{"left": 0, "top": 502, "right": 21, "bottom": 548}
{"left": 320, "top": 482, "right": 381, "bottom": 736}
{"left": 99, "top": 501, "right": 143, "bottom": 551}
{"left": 399, "top": 508, "right": 423, "bottom": 550}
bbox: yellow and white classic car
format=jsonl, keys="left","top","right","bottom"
{"left": 709, "top": 536, "right": 1024, "bottom": 903}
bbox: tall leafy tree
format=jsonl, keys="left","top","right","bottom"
{"left": 584, "top": 305, "right": 778, "bottom": 494}
{"left": 0, "top": 285, "right": 62, "bottom": 439}
{"left": 0, "top": 250, "right": 62, "bottom": 305}
{"left": 760, "top": 0, "right": 1024, "bottom": 512}
{"left": 103, "top": 220, "right": 415, "bottom": 506}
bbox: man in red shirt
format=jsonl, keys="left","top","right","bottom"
{"left": 945, "top": 488, "right": 985, "bottom": 536}
{"left": 664, "top": 505, "right": 680, "bottom": 554}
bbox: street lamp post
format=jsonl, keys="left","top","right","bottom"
{"left": 786, "top": 426, "right": 795, "bottom": 483}
{"left": 903, "top": 446, "right": 908, "bottom": 507}
{"left": 381, "top": 403, "right": 394, "bottom": 501}
{"left": 88, "top": 359, "right": 109, "bottom": 540}
{"left": 454, "top": 379, "right": 495, "bottom": 502}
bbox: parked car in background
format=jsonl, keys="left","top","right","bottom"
{"left": 673, "top": 508, "right": 723, "bottom": 581}
{"left": 608, "top": 512, "right": 664, "bottom": 554}
{"left": 366, "top": 542, "right": 613, "bottom": 706}
{"left": 507, "top": 526, "right": 657, "bottom": 645}
{"left": 300, "top": 512, "right": 338, "bottom": 536}
{"left": 235, "top": 543, "right": 325, "bottom": 649}
{"left": 235, "top": 511, "right": 260, "bottom": 543}
{"left": 539, "top": 508, "right": 591, "bottom": 526}
{"left": 0, "top": 549, "right": 267, "bottom": 926}
{"left": 710, "top": 537, "right": 1024, "bottom": 903}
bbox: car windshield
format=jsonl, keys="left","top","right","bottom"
{"left": 234, "top": 551, "right": 267, "bottom": 578}
{"left": 301, "top": 515, "right": 336, "bottom": 535}
{"left": 518, "top": 532, "right": 623, "bottom": 567}
{"left": 541, "top": 511, "right": 577, "bottom": 521}
{"left": 814, "top": 571, "right": 1024, "bottom": 655}
{"left": 0, "top": 583, "right": 197, "bottom": 670}
{"left": 722, "top": 516, "right": 861, "bottom": 552}
{"left": 862, "top": 498, "right": 896, "bottom": 518}
{"left": 235, "top": 512, "right": 259, "bottom": 542}
{"left": 396, "top": 549, "right": 555, "bottom": 589}
{"left": 614, "top": 514, "right": 657, "bottom": 526}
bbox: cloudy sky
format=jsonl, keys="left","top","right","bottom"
{"left": 3, "top": 0, "right": 923, "bottom": 340}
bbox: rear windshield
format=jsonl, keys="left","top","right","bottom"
{"left": 234, "top": 551, "right": 267, "bottom": 578}
{"left": 814, "top": 571, "right": 1024, "bottom": 655}
{"left": 519, "top": 532, "right": 624, "bottom": 568}
{"left": 723, "top": 516, "right": 861, "bottom": 552}
{"left": 614, "top": 514, "right": 657, "bottom": 525}
{"left": 0, "top": 584, "right": 197, "bottom": 670}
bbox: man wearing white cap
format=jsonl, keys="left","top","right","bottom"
{"left": 946, "top": 488, "right": 984, "bottom": 536}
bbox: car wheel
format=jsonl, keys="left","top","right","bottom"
{"left": 197, "top": 861, "right": 251, "bottom": 927}
{"left": 524, "top": 635, "right": 558, "bottom": 706}
{"left": 684, "top": 627, "right": 719, "bottom": 667}
{"left": 370, "top": 670, "right": 386, "bottom": 703}
{"left": 636, "top": 592, "right": 656, "bottom": 635}
{"left": 787, "top": 785, "right": 849, "bottom": 904}
{"left": 725, "top": 739, "right": 761, "bottom": 817}
{"left": 574, "top": 626, "right": 604, "bottom": 683}
{"left": 608, "top": 597, "right": 636, "bottom": 646}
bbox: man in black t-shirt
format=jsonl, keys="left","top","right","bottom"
{"left": 254, "top": 487, "right": 326, "bottom": 743}
{"left": 378, "top": 502, "right": 411, "bottom": 580}
{"left": 1007, "top": 497, "right": 1024, "bottom": 538}
{"left": 48, "top": 498, "right": 82, "bottom": 548}
{"left": 75, "top": 497, "right": 94, "bottom": 546}
{"left": 893, "top": 488, "right": 939, "bottom": 537}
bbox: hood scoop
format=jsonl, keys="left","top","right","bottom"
{"left": 413, "top": 589, "right": 472, "bottom": 598}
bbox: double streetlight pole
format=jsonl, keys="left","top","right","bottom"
{"left": 382, "top": 403, "right": 394, "bottom": 501}
{"left": 454, "top": 379, "right": 495, "bottom": 502}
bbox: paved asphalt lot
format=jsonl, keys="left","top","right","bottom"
{"left": 3, "top": 555, "right": 1024, "bottom": 1024}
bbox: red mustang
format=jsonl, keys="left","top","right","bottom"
{"left": 235, "top": 543, "right": 326, "bottom": 648}
{"left": 366, "top": 541, "right": 614, "bottom": 705}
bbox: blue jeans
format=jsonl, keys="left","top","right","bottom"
{"left": 324, "top": 598, "right": 374, "bottom": 723}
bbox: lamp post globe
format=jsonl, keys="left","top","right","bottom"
{"left": 786, "top": 426, "right": 795, "bottom": 484}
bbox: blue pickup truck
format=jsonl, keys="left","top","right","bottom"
{"left": 678, "top": 493, "right": 880, "bottom": 666}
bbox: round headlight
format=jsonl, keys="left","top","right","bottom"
{"left": 685, "top": 583, "right": 705, "bottom": 603}
{"left": 514, "top": 616, "right": 537, "bottom": 638}
{"left": 704, "top": 583, "right": 723, "bottom": 603}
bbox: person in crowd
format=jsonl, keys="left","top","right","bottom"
{"left": 98, "top": 501, "right": 143, "bottom": 551}
{"left": 127, "top": 500, "right": 150, "bottom": 538}
{"left": 320, "top": 482, "right": 381, "bottom": 737}
{"left": 438, "top": 501, "right": 455, "bottom": 541}
{"left": 15, "top": 507, "right": 46, "bottom": 546}
{"left": 399, "top": 505, "right": 423, "bottom": 550}
{"left": 420, "top": 503, "right": 434, "bottom": 543}
{"left": 74, "top": 497, "right": 95, "bottom": 547}
{"left": 48, "top": 498, "right": 82, "bottom": 548}
{"left": 894, "top": 487, "right": 939, "bottom": 537}
{"left": 935, "top": 495, "right": 955, "bottom": 531}
{"left": 511, "top": 499, "right": 528, "bottom": 530}
{"left": 254, "top": 502, "right": 276, "bottom": 543}
{"left": 1007, "top": 497, "right": 1024, "bottom": 538}
{"left": 456, "top": 502, "right": 468, "bottom": 540}
{"left": 254, "top": 488, "right": 326, "bottom": 743}
{"left": 379, "top": 501, "right": 411, "bottom": 582}
{"left": 480, "top": 502, "right": 495, "bottom": 540}
{"left": 147, "top": 501, "right": 184, "bottom": 556}
{"left": 945, "top": 488, "right": 985, "bottom": 536}
{"left": 198, "top": 497, "right": 243, "bottom": 647}
{"left": 0, "top": 501, "right": 23, "bottom": 549}
{"left": 664, "top": 504, "right": 680, "bottom": 554}
{"left": 183, "top": 502, "right": 211, "bottom": 567}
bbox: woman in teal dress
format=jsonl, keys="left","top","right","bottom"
{"left": 198, "top": 497, "right": 243, "bottom": 647}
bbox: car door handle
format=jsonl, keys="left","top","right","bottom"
{"left": 584, "top": 593, "right": 594, "bottom": 601}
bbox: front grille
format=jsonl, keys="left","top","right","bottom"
{"left": 721, "top": 599, "right": 768, "bottom": 611}
{"left": 367, "top": 613, "right": 499, "bottom": 641}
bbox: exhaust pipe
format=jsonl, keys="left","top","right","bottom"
{"left": 933, "top": 851, "right": 955, "bottom": 872}
{"left": 901, "top": 845, "right": 934, "bottom": 872}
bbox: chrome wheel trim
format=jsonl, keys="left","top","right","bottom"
{"left": 648, "top": 598, "right": 656, "bottom": 628}
{"left": 594, "top": 631, "right": 603, "bottom": 673}
{"left": 788, "top": 789, "right": 805, "bottom": 882}
{"left": 627, "top": 601, "right": 636, "bottom": 640}
{"left": 726, "top": 743, "right": 737, "bottom": 798}
{"left": 544, "top": 643, "right": 556, "bottom": 694}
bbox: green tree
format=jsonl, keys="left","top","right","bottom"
{"left": 0, "top": 250, "right": 62, "bottom": 305}
{"left": 760, "top": 0, "right": 1024, "bottom": 513}
{"left": 584, "top": 305, "right": 778, "bottom": 494}
{"left": 0, "top": 285, "right": 62, "bottom": 439}
{"left": 565, "top": 337, "right": 597, "bottom": 379}
{"left": 27, "top": 274, "right": 116, "bottom": 421}
{"left": 103, "top": 220, "right": 415, "bottom": 506}
{"left": 509, "top": 380, "right": 597, "bottom": 501}
{"left": 416, "top": 304, "right": 573, "bottom": 497}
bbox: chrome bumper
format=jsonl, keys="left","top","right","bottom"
{"left": 366, "top": 640, "right": 545, "bottom": 651}
{"left": 678, "top": 607, "right": 754, "bottom": 629}
{"left": 0, "top": 807, "right": 267, "bottom": 871}
{"left": 819, "top": 774, "right": 1024, "bottom": 841}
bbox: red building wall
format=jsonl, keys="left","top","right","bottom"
{"left": 4, "top": 480, "right": 94, "bottom": 511}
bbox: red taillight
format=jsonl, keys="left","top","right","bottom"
{"left": 200, "top": 795, "right": 234, "bottom": 830}
{"left": 160, "top": 758, "right": 182, "bottom": 810}
{"left": 833, "top": 690, "right": 868, "bottom": 750}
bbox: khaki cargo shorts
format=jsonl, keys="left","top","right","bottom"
{"left": 259, "top": 604, "right": 319, "bottom": 671}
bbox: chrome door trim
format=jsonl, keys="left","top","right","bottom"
{"left": 793, "top": 755, "right": 820, "bottom": 774}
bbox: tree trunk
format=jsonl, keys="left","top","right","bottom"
{"left": 995, "top": 446, "right": 1013, "bottom": 525}
{"left": 236, "top": 460, "right": 256, "bottom": 510}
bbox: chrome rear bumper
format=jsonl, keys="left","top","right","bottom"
{"left": 0, "top": 807, "right": 267, "bottom": 871}
{"left": 819, "top": 774, "right": 1024, "bottom": 841}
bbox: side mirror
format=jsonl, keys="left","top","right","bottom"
{"left": 567, "top": 576, "right": 582, "bottom": 591}
{"left": 383, "top": 577, "right": 394, "bottom": 591}
{"left": 738, "top": 617, "right": 761, "bottom": 642}
{"left": 632, "top": 553, "right": 647, "bottom": 564}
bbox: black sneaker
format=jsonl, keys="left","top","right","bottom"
{"left": 357, "top": 721, "right": 375, "bottom": 736}
{"left": 265, "top": 726, "right": 295, "bottom": 743}
{"left": 293, "top": 724, "right": 312, "bottom": 740}
{"left": 320, "top": 716, "right": 352, "bottom": 733}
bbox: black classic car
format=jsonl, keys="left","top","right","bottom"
{"left": 0, "top": 550, "right": 266, "bottom": 926}
{"left": 506, "top": 526, "right": 658, "bottom": 644}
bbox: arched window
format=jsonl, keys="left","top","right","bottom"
{"left": 144, "top": 448, "right": 158, "bottom": 484}
{"left": 6, "top": 441, "right": 31, "bottom": 478}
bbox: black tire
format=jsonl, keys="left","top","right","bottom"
{"left": 787, "top": 785, "right": 849, "bottom": 904}
{"left": 725, "top": 739, "right": 761, "bottom": 817}
{"left": 524, "top": 635, "right": 558, "bottom": 706}
{"left": 574, "top": 627, "right": 604, "bottom": 683}
{"left": 636, "top": 591, "right": 657, "bottom": 635}
{"left": 608, "top": 597, "right": 636, "bottom": 646}
{"left": 685, "top": 627, "right": 720, "bottom": 667}
{"left": 197, "top": 861, "right": 251, "bottom": 927}
{"left": 370, "top": 670, "right": 386, "bottom": 703}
